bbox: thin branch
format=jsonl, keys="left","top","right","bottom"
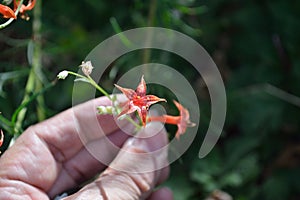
{"left": 32, "top": 0, "right": 46, "bottom": 121}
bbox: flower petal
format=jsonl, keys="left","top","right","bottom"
{"left": 174, "top": 100, "right": 196, "bottom": 127}
{"left": 136, "top": 75, "right": 146, "bottom": 96}
{"left": 23, "top": 0, "right": 36, "bottom": 11}
{"left": 175, "top": 127, "right": 186, "bottom": 140}
{"left": 14, "top": 0, "right": 36, "bottom": 13}
{"left": 174, "top": 100, "right": 189, "bottom": 122}
{"left": 0, "top": 129, "right": 4, "bottom": 148}
{"left": 143, "top": 95, "right": 166, "bottom": 107}
{"left": 114, "top": 84, "right": 136, "bottom": 100}
{"left": 117, "top": 101, "right": 137, "bottom": 117}
{"left": 148, "top": 101, "right": 195, "bottom": 139}
{"left": 0, "top": 4, "right": 16, "bottom": 19}
{"left": 173, "top": 100, "right": 196, "bottom": 139}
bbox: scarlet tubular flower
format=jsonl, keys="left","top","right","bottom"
{"left": 148, "top": 100, "right": 196, "bottom": 139}
{"left": 0, "top": 4, "right": 16, "bottom": 19}
{"left": 14, "top": 0, "right": 36, "bottom": 13}
{"left": 115, "top": 76, "right": 166, "bottom": 126}
{"left": 0, "top": 130, "right": 4, "bottom": 148}
{"left": 13, "top": 0, "right": 36, "bottom": 19}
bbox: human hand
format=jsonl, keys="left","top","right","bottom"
{"left": 0, "top": 96, "right": 173, "bottom": 200}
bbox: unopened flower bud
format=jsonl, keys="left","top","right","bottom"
{"left": 97, "top": 105, "right": 115, "bottom": 115}
{"left": 57, "top": 70, "right": 69, "bottom": 79}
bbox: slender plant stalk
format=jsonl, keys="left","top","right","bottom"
{"left": 14, "top": 0, "right": 45, "bottom": 134}
{"left": 32, "top": 0, "right": 46, "bottom": 121}
{"left": 87, "top": 75, "right": 111, "bottom": 100}
{"left": 142, "top": 0, "right": 157, "bottom": 65}
{"left": 124, "top": 116, "right": 141, "bottom": 130}
{"left": 110, "top": 17, "right": 132, "bottom": 48}
{"left": 12, "top": 82, "right": 55, "bottom": 130}
{"left": 14, "top": 69, "right": 35, "bottom": 134}
{"left": 67, "top": 71, "right": 112, "bottom": 100}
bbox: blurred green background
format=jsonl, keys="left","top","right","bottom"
{"left": 1, "top": 0, "right": 300, "bottom": 199}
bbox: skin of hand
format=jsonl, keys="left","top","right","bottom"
{"left": 0, "top": 96, "right": 173, "bottom": 200}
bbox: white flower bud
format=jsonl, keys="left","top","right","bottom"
{"left": 57, "top": 70, "right": 69, "bottom": 79}
{"left": 97, "top": 106, "right": 115, "bottom": 115}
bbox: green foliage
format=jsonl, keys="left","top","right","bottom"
{"left": 1, "top": 0, "right": 300, "bottom": 199}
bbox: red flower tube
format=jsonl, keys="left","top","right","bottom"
{"left": 0, "top": 4, "right": 16, "bottom": 19}
{"left": 148, "top": 100, "right": 196, "bottom": 139}
{"left": 0, "top": 130, "right": 4, "bottom": 148}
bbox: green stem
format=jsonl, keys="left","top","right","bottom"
{"left": 142, "top": 0, "right": 157, "bottom": 65}
{"left": 32, "top": 0, "right": 45, "bottom": 121}
{"left": 110, "top": 17, "right": 132, "bottom": 48}
{"left": 67, "top": 71, "right": 86, "bottom": 79}
{"left": 67, "top": 71, "right": 112, "bottom": 100}
{"left": 87, "top": 75, "right": 111, "bottom": 100}
{"left": 0, "top": 0, "right": 24, "bottom": 30}
{"left": 0, "top": 115, "right": 12, "bottom": 133}
{"left": 124, "top": 116, "right": 141, "bottom": 130}
{"left": 147, "top": 0, "right": 157, "bottom": 27}
{"left": 14, "top": 69, "right": 35, "bottom": 134}
{"left": 11, "top": 81, "right": 55, "bottom": 135}
{"left": 14, "top": 0, "right": 45, "bottom": 134}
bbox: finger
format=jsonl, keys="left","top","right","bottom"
{"left": 0, "top": 95, "right": 134, "bottom": 199}
{"left": 147, "top": 187, "right": 173, "bottom": 200}
{"left": 48, "top": 128, "right": 132, "bottom": 198}
{"left": 156, "top": 166, "right": 170, "bottom": 186}
{"left": 44, "top": 95, "right": 135, "bottom": 197}
{"left": 36, "top": 95, "right": 129, "bottom": 162}
{"left": 62, "top": 122, "right": 170, "bottom": 200}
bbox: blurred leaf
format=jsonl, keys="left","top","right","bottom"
{"left": 165, "top": 170, "right": 195, "bottom": 200}
{"left": 262, "top": 175, "right": 289, "bottom": 200}
{"left": 219, "top": 172, "right": 243, "bottom": 187}
{"left": 0, "top": 69, "right": 29, "bottom": 97}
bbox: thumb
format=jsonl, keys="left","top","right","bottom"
{"left": 63, "top": 122, "right": 170, "bottom": 200}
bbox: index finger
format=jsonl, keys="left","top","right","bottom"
{"left": 37, "top": 95, "right": 130, "bottom": 161}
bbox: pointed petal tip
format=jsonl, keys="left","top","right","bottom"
{"left": 175, "top": 131, "right": 181, "bottom": 140}
{"left": 114, "top": 84, "right": 123, "bottom": 93}
{"left": 114, "top": 83, "right": 120, "bottom": 89}
{"left": 188, "top": 121, "right": 196, "bottom": 127}
{"left": 173, "top": 100, "right": 181, "bottom": 106}
{"left": 114, "top": 84, "right": 136, "bottom": 99}
{"left": 136, "top": 75, "right": 147, "bottom": 96}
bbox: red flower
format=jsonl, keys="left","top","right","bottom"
{"left": 115, "top": 75, "right": 166, "bottom": 126}
{"left": 14, "top": 0, "right": 36, "bottom": 13}
{"left": 13, "top": 0, "right": 35, "bottom": 19}
{"left": 0, "top": 0, "right": 36, "bottom": 19}
{"left": 0, "top": 4, "right": 16, "bottom": 19}
{"left": 0, "top": 130, "right": 4, "bottom": 148}
{"left": 148, "top": 100, "right": 196, "bottom": 139}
